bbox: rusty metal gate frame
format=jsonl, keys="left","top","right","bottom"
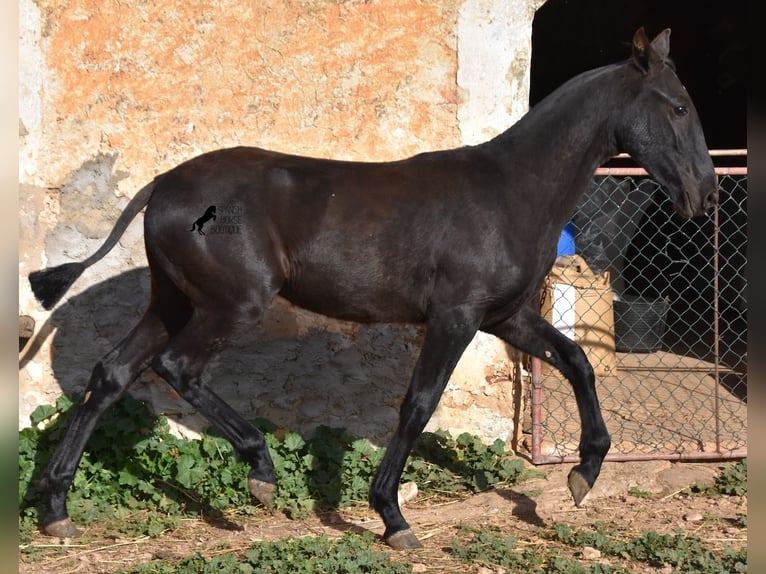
{"left": 528, "top": 150, "right": 747, "bottom": 464}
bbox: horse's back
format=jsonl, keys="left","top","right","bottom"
{"left": 141, "top": 145, "right": 532, "bottom": 322}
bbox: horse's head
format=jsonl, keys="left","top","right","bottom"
{"left": 616, "top": 27, "right": 717, "bottom": 218}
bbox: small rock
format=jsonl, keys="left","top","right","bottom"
{"left": 153, "top": 548, "right": 177, "bottom": 561}
{"left": 412, "top": 564, "right": 428, "bottom": 573}
{"left": 476, "top": 567, "right": 493, "bottom": 574}
{"left": 581, "top": 546, "right": 601, "bottom": 560}
{"left": 398, "top": 481, "right": 419, "bottom": 507}
{"left": 683, "top": 511, "right": 704, "bottom": 522}
{"left": 658, "top": 564, "right": 673, "bottom": 574}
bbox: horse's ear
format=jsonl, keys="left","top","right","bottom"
{"left": 632, "top": 27, "right": 670, "bottom": 74}
{"left": 632, "top": 27, "right": 651, "bottom": 73}
{"left": 650, "top": 28, "right": 671, "bottom": 62}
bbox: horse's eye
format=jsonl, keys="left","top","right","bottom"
{"left": 674, "top": 105, "right": 688, "bottom": 116}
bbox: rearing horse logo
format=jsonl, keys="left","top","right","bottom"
{"left": 190, "top": 205, "right": 216, "bottom": 235}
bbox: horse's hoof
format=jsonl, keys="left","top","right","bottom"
{"left": 567, "top": 468, "right": 592, "bottom": 507}
{"left": 386, "top": 528, "right": 422, "bottom": 551}
{"left": 248, "top": 478, "right": 276, "bottom": 508}
{"left": 44, "top": 518, "right": 81, "bottom": 539}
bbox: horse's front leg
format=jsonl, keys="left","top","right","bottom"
{"left": 369, "top": 306, "right": 480, "bottom": 550}
{"left": 483, "top": 305, "right": 611, "bottom": 505}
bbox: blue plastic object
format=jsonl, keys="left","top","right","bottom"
{"left": 557, "top": 221, "right": 576, "bottom": 256}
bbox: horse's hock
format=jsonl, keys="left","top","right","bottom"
{"left": 18, "top": 0, "right": 542, "bottom": 445}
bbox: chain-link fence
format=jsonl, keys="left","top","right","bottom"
{"left": 526, "top": 156, "right": 747, "bottom": 464}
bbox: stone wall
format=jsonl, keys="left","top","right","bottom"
{"left": 19, "top": 0, "right": 545, "bottom": 445}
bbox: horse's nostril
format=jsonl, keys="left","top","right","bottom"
{"left": 706, "top": 174, "right": 720, "bottom": 208}
{"left": 706, "top": 188, "right": 719, "bottom": 209}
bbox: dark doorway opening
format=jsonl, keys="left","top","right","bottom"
{"left": 530, "top": 0, "right": 746, "bottom": 151}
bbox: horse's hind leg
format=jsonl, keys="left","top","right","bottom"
{"left": 38, "top": 309, "right": 171, "bottom": 538}
{"left": 483, "top": 305, "right": 611, "bottom": 506}
{"left": 150, "top": 305, "right": 277, "bottom": 506}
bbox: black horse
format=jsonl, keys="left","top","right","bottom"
{"left": 28, "top": 28, "right": 716, "bottom": 549}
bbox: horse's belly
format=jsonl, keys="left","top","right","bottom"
{"left": 279, "top": 259, "right": 430, "bottom": 324}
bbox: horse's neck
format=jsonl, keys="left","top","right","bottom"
{"left": 488, "top": 63, "right": 624, "bottom": 224}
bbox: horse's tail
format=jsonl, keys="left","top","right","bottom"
{"left": 29, "top": 180, "right": 157, "bottom": 310}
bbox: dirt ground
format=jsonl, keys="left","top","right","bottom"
{"left": 19, "top": 460, "right": 747, "bottom": 573}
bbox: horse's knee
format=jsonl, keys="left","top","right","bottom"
{"left": 572, "top": 348, "right": 595, "bottom": 381}
{"left": 150, "top": 354, "right": 197, "bottom": 400}
{"left": 78, "top": 361, "right": 130, "bottom": 408}
{"left": 551, "top": 343, "right": 593, "bottom": 384}
{"left": 151, "top": 352, "right": 182, "bottom": 382}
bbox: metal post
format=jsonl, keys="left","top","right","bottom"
{"left": 713, "top": 197, "right": 721, "bottom": 454}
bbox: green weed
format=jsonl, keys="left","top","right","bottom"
{"left": 626, "top": 486, "right": 652, "bottom": 499}
{"left": 452, "top": 520, "right": 746, "bottom": 574}
{"left": 714, "top": 459, "right": 747, "bottom": 496}
{"left": 19, "top": 395, "right": 525, "bottom": 536}
{"left": 115, "top": 531, "right": 411, "bottom": 574}
{"left": 688, "top": 459, "right": 747, "bottom": 497}
{"left": 451, "top": 523, "right": 628, "bottom": 573}
{"left": 19, "top": 397, "right": 747, "bottom": 574}
{"left": 547, "top": 522, "right": 747, "bottom": 573}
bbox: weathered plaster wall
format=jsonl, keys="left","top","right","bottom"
{"left": 19, "top": 0, "right": 543, "bottom": 445}
{"left": 457, "top": 0, "right": 543, "bottom": 144}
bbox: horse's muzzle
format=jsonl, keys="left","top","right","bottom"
{"left": 675, "top": 174, "right": 718, "bottom": 218}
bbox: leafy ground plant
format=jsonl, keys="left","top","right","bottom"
{"left": 548, "top": 522, "right": 747, "bottom": 573}
{"left": 115, "top": 531, "right": 411, "bottom": 574}
{"left": 19, "top": 397, "right": 745, "bottom": 574}
{"left": 451, "top": 521, "right": 747, "bottom": 574}
{"left": 19, "top": 395, "right": 257, "bottom": 543}
{"left": 19, "top": 395, "right": 525, "bottom": 539}
{"left": 688, "top": 459, "right": 747, "bottom": 497}
{"left": 451, "top": 523, "right": 629, "bottom": 573}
